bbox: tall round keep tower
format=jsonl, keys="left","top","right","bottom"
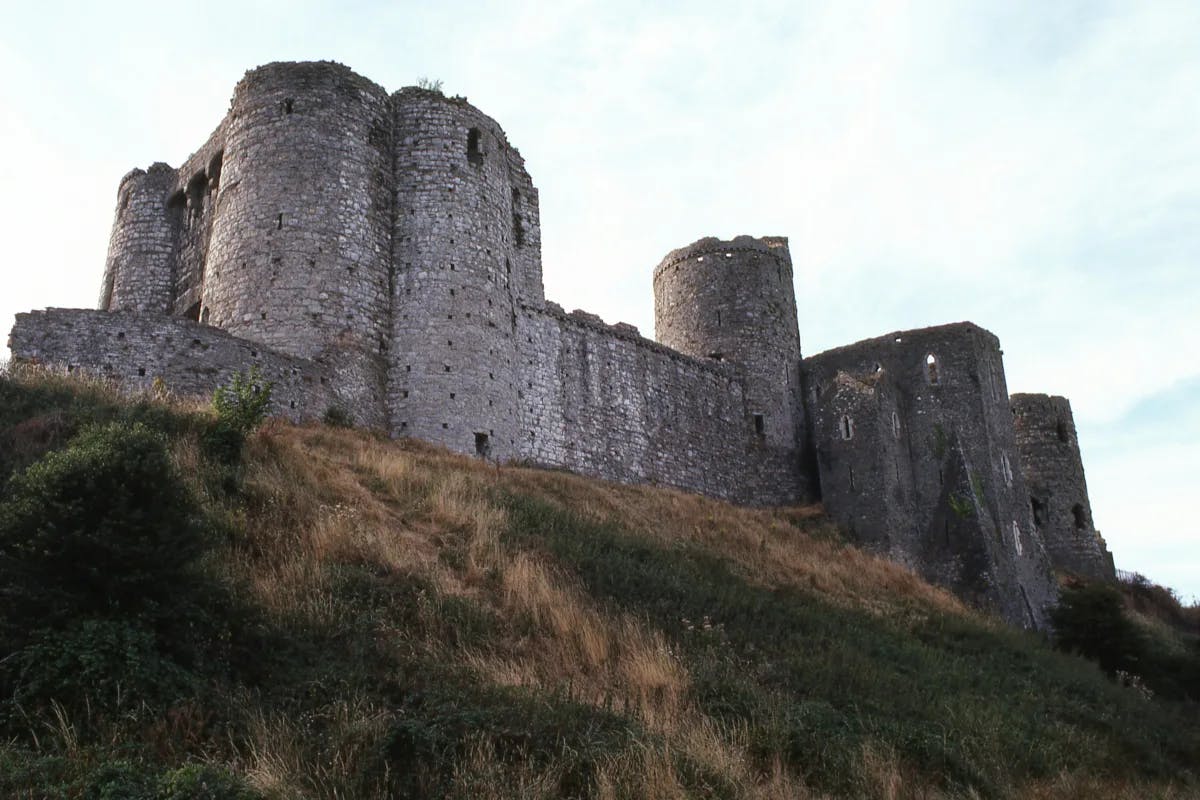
{"left": 387, "top": 88, "right": 541, "bottom": 460}
{"left": 201, "top": 62, "right": 393, "bottom": 424}
{"left": 653, "top": 236, "right": 805, "bottom": 451}
{"left": 99, "top": 163, "right": 180, "bottom": 313}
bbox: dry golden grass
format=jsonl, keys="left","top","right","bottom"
{"left": 167, "top": 420, "right": 1189, "bottom": 799}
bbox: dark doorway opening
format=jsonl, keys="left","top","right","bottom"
{"left": 475, "top": 432, "right": 490, "bottom": 458}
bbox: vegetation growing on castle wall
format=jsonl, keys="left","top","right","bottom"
{"left": 0, "top": 367, "right": 1197, "bottom": 799}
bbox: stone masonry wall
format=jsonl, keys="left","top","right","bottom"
{"left": 388, "top": 89, "right": 534, "bottom": 459}
{"left": 654, "top": 237, "right": 807, "bottom": 464}
{"left": 9, "top": 309, "right": 336, "bottom": 420}
{"left": 1012, "top": 393, "right": 1115, "bottom": 580}
{"left": 804, "top": 324, "right": 1058, "bottom": 627}
{"left": 516, "top": 304, "right": 805, "bottom": 505}
{"left": 200, "top": 62, "right": 392, "bottom": 427}
{"left": 101, "top": 164, "right": 181, "bottom": 314}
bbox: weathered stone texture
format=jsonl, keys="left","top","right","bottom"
{"left": 9, "top": 309, "right": 335, "bottom": 419}
{"left": 654, "top": 236, "right": 809, "bottom": 492}
{"left": 101, "top": 164, "right": 180, "bottom": 314}
{"left": 804, "top": 324, "right": 1058, "bottom": 627}
{"left": 1012, "top": 394, "right": 1115, "bottom": 581}
{"left": 387, "top": 88, "right": 533, "bottom": 459}
{"left": 8, "top": 60, "right": 1114, "bottom": 629}
{"left": 516, "top": 305, "right": 804, "bottom": 505}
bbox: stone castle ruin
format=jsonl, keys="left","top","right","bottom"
{"left": 8, "top": 61, "right": 1115, "bottom": 627}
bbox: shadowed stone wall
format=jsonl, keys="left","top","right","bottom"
{"left": 1012, "top": 393, "right": 1114, "bottom": 581}
{"left": 804, "top": 324, "right": 1058, "bottom": 627}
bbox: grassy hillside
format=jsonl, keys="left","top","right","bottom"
{"left": 0, "top": 366, "right": 1197, "bottom": 799}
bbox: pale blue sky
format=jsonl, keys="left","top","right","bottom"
{"left": 2, "top": 1, "right": 1197, "bottom": 599}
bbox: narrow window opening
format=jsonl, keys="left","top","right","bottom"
{"left": 284, "top": 98, "right": 294, "bottom": 114}
{"left": 442, "top": 422, "right": 449, "bottom": 429}
{"left": 925, "top": 353, "right": 940, "bottom": 385}
{"left": 1072, "top": 504, "right": 1088, "bottom": 530}
{"left": 277, "top": 213, "right": 283, "bottom": 230}
{"left": 449, "top": 392, "right": 456, "bottom": 399}
{"left": 1000, "top": 452, "right": 1013, "bottom": 487}
{"left": 505, "top": 257, "right": 512, "bottom": 274}
{"left": 1031, "top": 496, "right": 1048, "bottom": 527}
{"left": 848, "top": 465, "right": 856, "bottom": 491}
{"left": 839, "top": 415, "right": 854, "bottom": 440}
{"left": 475, "top": 432, "right": 491, "bottom": 458}
{"left": 891, "top": 411, "right": 901, "bottom": 438}
{"left": 200, "top": 307, "right": 210, "bottom": 325}
{"left": 137, "top": 367, "right": 146, "bottom": 377}
{"left": 186, "top": 172, "right": 208, "bottom": 218}
{"left": 753, "top": 413, "right": 764, "bottom": 435}
{"left": 512, "top": 212, "right": 525, "bottom": 247}
{"left": 716, "top": 310, "right": 722, "bottom": 327}
{"left": 1011, "top": 521, "right": 1023, "bottom": 555}
{"left": 467, "top": 128, "right": 482, "bottom": 164}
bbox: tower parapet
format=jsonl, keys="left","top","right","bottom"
{"left": 1012, "top": 394, "right": 1115, "bottom": 580}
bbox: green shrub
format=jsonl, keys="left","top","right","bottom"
{"left": 212, "top": 367, "right": 273, "bottom": 437}
{"left": 0, "top": 422, "right": 207, "bottom": 642}
{"left": 322, "top": 405, "right": 353, "bottom": 428}
{"left": 9, "top": 620, "right": 195, "bottom": 718}
{"left": 1051, "top": 581, "right": 1145, "bottom": 676}
{"left": 157, "top": 764, "right": 259, "bottom": 800}
{"left": 207, "top": 368, "right": 273, "bottom": 462}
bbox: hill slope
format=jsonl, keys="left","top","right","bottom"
{"left": 0, "top": 367, "right": 1196, "bottom": 799}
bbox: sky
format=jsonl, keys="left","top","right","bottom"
{"left": 1, "top": 0, "right": 1197, "bottom": 600}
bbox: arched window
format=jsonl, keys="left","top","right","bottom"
{"left": 925, "top": 353, "right": 940, "bottom": 385}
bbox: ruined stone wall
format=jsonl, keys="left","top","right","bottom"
{"left": 654, "top": 237, "right": 807, "bottom": 466}
{"left": 388, "top": 89, "right": 536, "bottom": 459}
{"left": 171, "top": 126, "right": 226, "bottom": 319}
{"left": 804, "top": 324, "right": 1057, "bottom": 627}
{"left": 100, "top": 164, "right": 181, "bottom": 314}
{"left": 516, "top": 304, "right": 804, "bottom": 505}
{"left": 1012, "top": 394, "right": 1115, "bottom": 581}
{"left": 9, "top": 309, "right": 335, "bottom": 420}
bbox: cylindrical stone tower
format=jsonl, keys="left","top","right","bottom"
{"left": 653, "top": 235, "right": 805, "bottom": 451}
{"left": 388, "top": 88, "right": 539, "bottom": 460}
{"left": 99, "top": 163, "right": 181, "bottom": 313}
{"left": 201, "top": 62, "right": 392, "bottom": 425}
{"left": 1011, "top": 393, "right": 1115, "bottom": 580}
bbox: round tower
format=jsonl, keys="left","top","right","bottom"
{"left": 201, "top": 62, "right": 392, "bottom": 424}
{"left": 100, "top": 163, "right": 180, "bottom": 313}
{"left": 388, "top": 88, "right": 538, "bottom": 460}
{"left": 653, "top": 235, "right": 805, "bottom": 450}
